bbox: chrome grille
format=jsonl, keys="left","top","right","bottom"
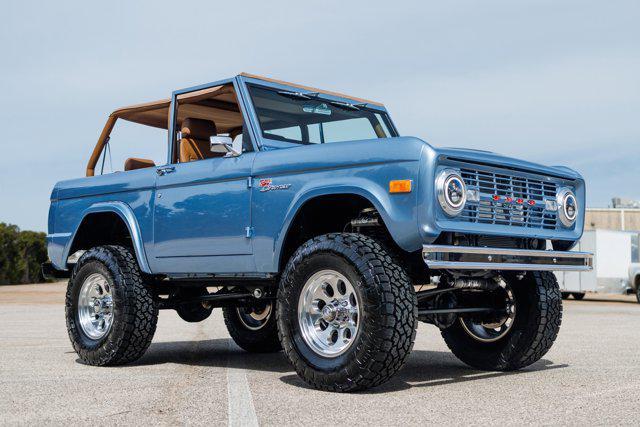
{"left": 459, "top": 167, "right": 558, "bottom": 230}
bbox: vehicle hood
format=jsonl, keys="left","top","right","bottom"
{"left": 433, "top": 146, "right": 583, "bottom": 181}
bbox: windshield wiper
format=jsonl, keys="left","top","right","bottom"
{"left": 328, "top": 100, "right": 360, "bottom": 111}
{"left": 278, "top": 90, "right": 364, "bottom": 111}
{"left": 277, "top": 90, "right": 314, "bottom": 100}
{"left": 305, "top": 92, "right": 361, "bottom": 110}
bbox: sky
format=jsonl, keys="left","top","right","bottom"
{"left": 0, "top": 0, "right": 638, "bottom": 232}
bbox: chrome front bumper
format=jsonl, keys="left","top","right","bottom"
{"left": 423, "top": 245, "right": 593, "bottom": 272}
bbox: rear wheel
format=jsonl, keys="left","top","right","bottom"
{"left": 442, "top": 271, "right": 562, "bottom": 371}
{"left": 571, "top": 292, "right": 585, "bottom": 300}
{"left": 277, "top": 233, "right": 417, "bottom": 392}
{"left": 66, "top": 245, "right": 158, "bottom": 366}
{"left": 223, "top": 301, "right": 281, "bottom": 353}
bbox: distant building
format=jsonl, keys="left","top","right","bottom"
{"left": 585, "top": 208, "right": 640, "bottom": 231}
{"left": 584, "top": 197, "right": 640, "bottom": 232}
{"left": 611, "top": 197, "right": 640, "bottom": 209}
{"left": 564, "top": 198, "right": 640, "bottom": 295}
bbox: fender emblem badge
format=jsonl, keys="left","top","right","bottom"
{"left": 259, "top": 178, "right": 292, "bottom": 192}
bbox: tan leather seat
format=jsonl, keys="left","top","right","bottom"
{"left": 124, "top": 157, "right": 156, "bottom": 171}
{"left": 179, "top": 118, "right": 223, "bottom": 163}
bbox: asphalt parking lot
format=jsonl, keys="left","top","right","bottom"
{"left": 1, "top": 282, "right": 639, "bottom": 425}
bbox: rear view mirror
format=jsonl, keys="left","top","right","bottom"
{"left": 210, "top": 136, "right": 240, "bottom": 157}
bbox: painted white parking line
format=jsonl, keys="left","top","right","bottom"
{"left": 227, "top": 342, "right": 259, "bottom": 427}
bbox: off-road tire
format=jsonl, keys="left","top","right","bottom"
{"left": 636, "top": 285, "right": 640, "bottom": 304}
{"left": 223, "top": 303, "right": 281, "bottom": 353}
{"left": 65, "top": 245, "right": 158, "bottom": 366}
{"left": 571, "top": 292, "right": 585, "bottom": 301}
{"left": 561, "top": 292, "right": 570, "bottom": 300}
{"left": 176, "top": 287, "right": 213, "bottom": 322}
{"left": 442, "top": 271, "right": 562, "bottom": 371}
{"left": 277, "top": 233, "right": 417, "bottom": 392}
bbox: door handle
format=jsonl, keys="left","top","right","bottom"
{"left": 156, "top": 166, "right": 176, "bottom": 176}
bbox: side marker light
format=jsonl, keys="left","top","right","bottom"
{"left": 389, "top": 180, "right": 412, "bottom": 193}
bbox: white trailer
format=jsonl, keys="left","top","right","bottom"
{"left": 555, "top": 229, "right": 638, "bottom": 298}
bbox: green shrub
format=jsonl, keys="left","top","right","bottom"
{"left": 0, "top": 223, "right": 48, "bottom": 285}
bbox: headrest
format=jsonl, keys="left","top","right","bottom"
{"left": 181, "top": 118, "right": 217, "bottom": 139}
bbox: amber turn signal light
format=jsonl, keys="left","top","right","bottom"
{"left": 389, "top": 180, "right": 412, "bottom": 193}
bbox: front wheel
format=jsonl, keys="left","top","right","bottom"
{"left": 442, "top": 271, "right": 562, "bottom": 371}
{"left": 277, "top": 233, "right": 417, "bottom": 392}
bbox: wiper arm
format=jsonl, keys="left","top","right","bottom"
{"left": 327, "top": 100, "right": 360, "bottom": 110}
{"left": 277, "top": 90, "right": 313, "bottom": 100}
{"left": 278, "top": 90, "right": 363, "bottom": 111}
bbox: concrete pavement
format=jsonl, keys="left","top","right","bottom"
{"left": 1, "top": 283, "right": 639, "bottom": 425}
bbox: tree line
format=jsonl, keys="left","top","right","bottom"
{"left": 0, "top": 223, "right": 48, "bottom": 285}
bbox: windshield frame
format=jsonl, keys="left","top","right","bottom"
{"left": 237, "top": 75, "right": 399, "bottom": 150}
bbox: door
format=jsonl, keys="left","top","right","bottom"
{"left": 152, "top": 153, "right": 255, "bottom": 273}
{"left": 150, "top": 78, "right": 258, "bottom": 274}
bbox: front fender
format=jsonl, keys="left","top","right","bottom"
{"left": 274, "top": 179, "right": 423, "bottom": 268}
{"left": 62, "top": 201, "right": 151, "bottom": 273}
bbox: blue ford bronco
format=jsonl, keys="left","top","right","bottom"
{"left": 44, "top": 73, "right": 593, "bottom": 392}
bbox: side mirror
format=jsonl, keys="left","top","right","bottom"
{"left": 210, "top": 136, "right": 240, "bottom": 157}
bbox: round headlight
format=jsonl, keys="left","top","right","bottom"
{"left": 437, "top": 169, "right": 467, "bottom": 216}
{"left": 557, "top": 188, "right": 578, "bottom": 227}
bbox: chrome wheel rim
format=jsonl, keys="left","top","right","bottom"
{"left": 78, "top": 273, "right": 114, "bottom": 340}
{"left": 237, "top": 302, "right": 272, "bottom": 331}
{"left": 460, "top": 285, "right": 516, "bottom": 343}
{"left": 298, "top": 270, "right": 360, "bottom": 358}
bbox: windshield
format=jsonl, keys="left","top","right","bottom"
{"left": 248, "top": 85, "right": 397, "bottom": 145}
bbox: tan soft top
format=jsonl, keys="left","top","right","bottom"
{"left": 111, "top": 73, "right": 382, "bottom": 129}
{"left": 112, "top": 74, "right": 383, "bottom": 128}
{"left": 111, "top": 85, "right": 240, "bottom": 129}
{"left": 87, "top": 74, "right": 383, "bottom": 176}
{"left": 111, "top": 98, "right": 170, "bottom": 128}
